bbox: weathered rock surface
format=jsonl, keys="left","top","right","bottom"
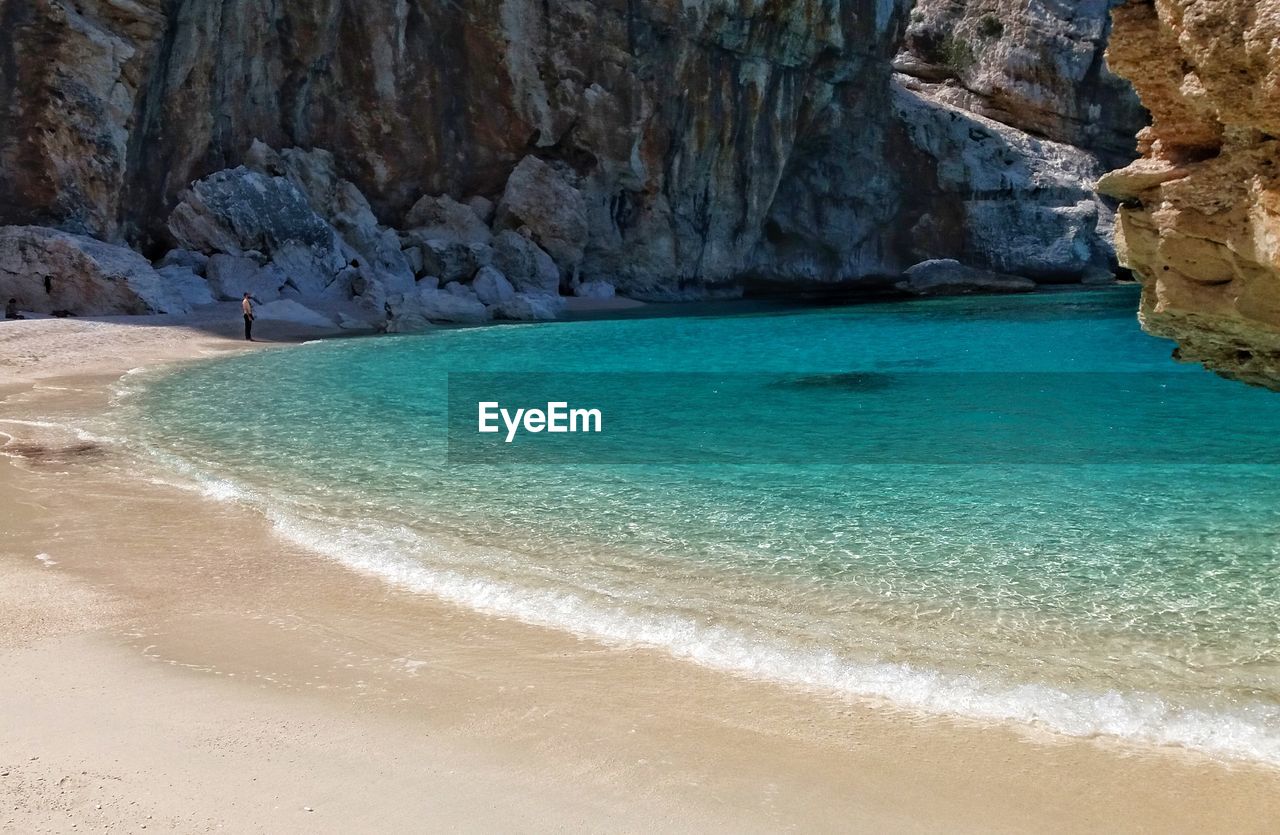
{"left": 494, "top": 293, "right": 568, "bottom": 322}
{"left": 0, "top": 226, "right": 189, "bottom": 315}
{"left": 253, "top": 299, "right": 337, "bottom": 329}
{"left": 472, "top": 267, "right": 516, "bottom": 307}
{"left": 897, "top": 259, "right": 1037, "bottom": 296}
{"left": 574, "top": 280, "right": 617, "bottom": 299}
{"left": 874, "top": 0, "right": 1147, "bottom": 281}
{"left": 1099, "top": 0, "right": 1280, "bottom": 388}
{"left": 0, "top": 0, "right": 1143, "bottom": 302}
{"left": 205, "top": 255, "right": 284, "bottom": 303}
{"left": 495, "top": 157, "right": 588, "bottom": 275}
{"left": 492, "top": 231, "right": 561, "bottom": 296}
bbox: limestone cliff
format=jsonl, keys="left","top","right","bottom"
{"left": 0, "top": 0, "right": 1143, "bottom": 314}
{"left": 1099, "top": 0, "right": 1280, "bottom": 388}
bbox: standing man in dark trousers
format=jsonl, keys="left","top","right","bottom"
{"left": 242, "top": 292, "right": 255, "bottom": 341}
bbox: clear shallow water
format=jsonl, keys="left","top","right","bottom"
{"left": 120, "top": 287, "right": 1280, "bottom": 763}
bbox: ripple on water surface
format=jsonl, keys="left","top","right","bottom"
{"left": 119, "top": 288, "right": 1280, "bottom": 764}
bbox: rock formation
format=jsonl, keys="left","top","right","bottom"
{"left": 0, "top": 0, "right": 1146, "bottom": 319}
{"left": 1099, "top": 0, "right": 1280, "bottom": 388}
{"left": 875, "top": 0, "right": 1147, "bottom": 281}
{"left": 0, "top": 227, "right": 193, "bottom": 315}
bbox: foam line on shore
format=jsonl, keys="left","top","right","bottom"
{"left": 130, "top": 443, "right": 1280, "bottom": 769}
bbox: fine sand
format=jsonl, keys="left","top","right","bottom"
{"left": 2, "top": 310, "right": 1280, "bottom": 833}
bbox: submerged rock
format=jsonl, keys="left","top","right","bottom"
{"left": 0, "top": 226, "right": 191, "bottom": 315}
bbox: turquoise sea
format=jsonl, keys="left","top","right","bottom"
{"left": 120, "top": 287, "right": 1280, "bottom": 764}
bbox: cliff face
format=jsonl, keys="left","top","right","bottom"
{"left": 0, "top": 0, "right": 911, "bottom": 297}
{"left": 876, "top": 0, "right": 1146, "bottom": 281}
{"left": 0, "top": 0, "right": 1143, "bottom": 310}
{"left": 1099, "top": 0, "right": 1280, "bottom": 387}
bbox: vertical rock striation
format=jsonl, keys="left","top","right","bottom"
{"left": 1099, "top": 0, "right": 1280, "bottom": 387}
{"left": 0, "top": 0, "right": 1145, "bottom": 309}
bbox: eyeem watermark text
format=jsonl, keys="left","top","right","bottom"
{"left": 478, "top": 401, "right": 603, "bottom": 443}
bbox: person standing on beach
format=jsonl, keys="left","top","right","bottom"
{"left": 5, "top": 298, "right": 23, "bottom": 320}
{"left": 242, "top": 293, "right": 255, "bottom": 341}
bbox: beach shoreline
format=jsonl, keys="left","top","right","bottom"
{"left": 3, "top": 310, "right": 1280, "bottom": 832}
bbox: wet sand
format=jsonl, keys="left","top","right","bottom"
{"left": 2, "top": 313, "right": 1279, "bottom": 833}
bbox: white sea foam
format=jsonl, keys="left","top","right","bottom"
{"left": 259, "top": 492, "right": 1280, "bottom": 767}
{"left": 125, "top": 445, "right": 1280, "bottom": 768}
{"left": 0, "top": 418, "right": 106, "bottom": 444}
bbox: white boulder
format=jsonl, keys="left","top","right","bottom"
{"left": 493, "top": 292, "right": 566, "bottom": 321}
{"left": 156, "top": 265, "right": 216, "bottom": 307}
{"left": 472, "top": 266, "right": 516, "bottom": 306}
{"left": 205, "top": 254, "right": 285, "bottom": 301}
{"left": 0, "top": 226, "right": 191, "bottom": 315}
{"left": 252, "top": 299, "right": 337, "bottom": 328}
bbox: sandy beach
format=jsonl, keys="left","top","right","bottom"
{"left": 3, "top": 311, "right": 1280, "bottom": 833}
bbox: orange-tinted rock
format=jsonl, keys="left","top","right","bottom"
{"left": 1100, "top": 0, "right": 1280, "bottom": 388}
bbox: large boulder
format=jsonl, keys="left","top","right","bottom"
{"left": 387, "top": 283, "right": 490, "bottom": 330}
{"left": 897, "top": 259, "right": 1036, "bottom": 296}
{"left": 493, "top": 292, "right": 567, "bottom": 322}
{"left": 269, "top": 241, "right": 345, "bottom": 297}
{"left": 205, "top": 254, "right": 286, "bottom": 301}
{"left": 494, "top": 156, "right": 588, "bottom": 273}
{"left": 155, "top": 265, "right": 216, "bottom": 307}
{"left": 157, "top": 249, "right": 209, "bottom": 276}
{"left": 0, "top": 226, "right": 191, "bottom": 315}
{"left": 403, "top": 235, "right": 491, "bottom": 283}
{"left": 404, "top": 194, "right": 492, "bottom": 245}
{"left": 472, "top": 266, "right": 516, "bottom": 306}
{"left": 167, "top": 167, "right": 336, "bottom": 256}
{"left": 491, "top": 230, "right": 560, "bottom": 296}
{"left": 249, "top": 144, "right": 416, "bottom": 294}
{"left": 253, "top": 299, "right": 337, "bottom": 329}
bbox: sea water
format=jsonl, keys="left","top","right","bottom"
{"left": 120, "top": 287, "right": 1280, "bottom": 764}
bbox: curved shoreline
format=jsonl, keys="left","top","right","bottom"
{"left": 3, "top": 311, "right": 1280, "bottom": 830}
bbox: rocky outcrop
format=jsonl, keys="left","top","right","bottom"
{"left": 1098, "top": 0, "right": 1280, "bottom": 388}
{"left": 897, "top": 259, "right": 1036, "bottom": 295}
{"left": 874, "top": 0, "right": 1147, "bottom": 281}
{"left": 0, "top": 226, "right": 190, "bottom": 315}
{"left": 0, "top": 0, "right": 1143, "bottom": 304}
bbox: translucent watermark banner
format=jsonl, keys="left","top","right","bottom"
{"left": 445, "top": 372, "right": 1280, "bottom": 465}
